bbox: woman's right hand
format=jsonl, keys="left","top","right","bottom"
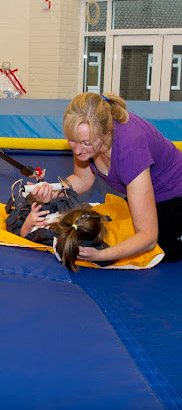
{"left": 27, "top": 181, "right": 53, "bottom": 203}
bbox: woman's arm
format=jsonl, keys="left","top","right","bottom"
{"left": 29, "top": 156, "right": 95, "bottom": 203}
{"left": 78, "top": 167, "right": 159, "bottom": 262}
{"left": 66, "top": 155, "right": 96, "bottom": 194}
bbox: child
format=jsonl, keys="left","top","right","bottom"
{"left": 5, "top": 183, "right": 164, "bottom": 272}
{"left": 7, "top": 198, "right": 109, "bottom": 272}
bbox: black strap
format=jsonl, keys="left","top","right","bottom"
{"left": 0, "top": 149, "right": 38, "bottom": 178}
{"left": 56, "top": 188, "right": 81, "bottom": 211}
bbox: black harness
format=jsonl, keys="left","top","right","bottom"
{"left": 5, "top": 178, "right": 82, "bottom": 246}
{"left": 5, "top": 178, "right": 111, "bottom": 267}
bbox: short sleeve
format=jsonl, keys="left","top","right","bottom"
{"left": 117, "top": 147, "right": 154, "bottom": 186}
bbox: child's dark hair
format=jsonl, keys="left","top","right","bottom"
{"left": 50, "top": 206, "right": 107, "bottom": 272}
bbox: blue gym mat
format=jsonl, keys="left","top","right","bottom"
{"left": 0, "top": 150, "right": 182, "bottom": 409}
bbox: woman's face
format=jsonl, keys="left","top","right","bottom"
{"left": 67, "top": 123, "right": 104, "bottom": 161}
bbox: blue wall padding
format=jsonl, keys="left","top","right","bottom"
{"left": 146, "top": 119, "right": 182, "bottom": 141}
{"left": 127, "top": 101, "right": 182, "bottom": 119}
{"left": 0, "top": 100, "right": 182, "bottom": 141}
{"left": 0, "top": 115, "right": 64, "bottom": 139}
{"left": 0, "top": 99, "right": 69, "bottom": 115}
{"left": 0, "top": 99, "right": 70, "bottom": 139}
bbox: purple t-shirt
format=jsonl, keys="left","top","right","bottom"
{"left": 90, "top": 112, "right": 182, "bottom": 203}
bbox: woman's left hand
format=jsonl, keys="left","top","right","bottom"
{"left": 78, "top": 246, "right": 103, "bottom": 261}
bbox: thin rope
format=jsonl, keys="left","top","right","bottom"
{"left": 86, "top": 0, "right": 100, "bottom": 26}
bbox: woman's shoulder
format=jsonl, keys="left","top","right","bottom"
{"left": 114, "top": 111, "right": 149, "bottom": 130}
{"left": 113, "top": 113, "right": 147, "bottom": 144}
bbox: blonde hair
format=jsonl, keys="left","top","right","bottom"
{"left": 50, "top": 206, "right": 107, "bottom": 272}
{"left": 63, "top": 92, "right": 129, "bottom": 148}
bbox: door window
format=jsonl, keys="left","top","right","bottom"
{"left": 170, "top": 47, "right": 182, "bottom": 101}
{"left": 87, "top": 52, "right": 101, "bottom": 94}
{"left": 83, "top": 36, "right": 105, "bottom": 94}
{"left": 120, "top": 45, "right": 153, "bottom": 100}
{"left": 112, "top": 36, "right": 162, "bottom": 101}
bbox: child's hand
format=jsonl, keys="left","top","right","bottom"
{"left": 29, "top": 202, "right": 50, "bottom": 225}
{"left": 20, "top": 202, "right": 50, "bottom": 237}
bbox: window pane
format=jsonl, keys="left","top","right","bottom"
{"left": 171, "top": 67, "right": 178, "bottom": 87}
{"left": 84, "top": 37, "right": 105, "bottom": 94}
{"left": 120, "top": 45, "right": 153, "bottom": 100}
{"left": 112, "top": 0, "right": 182, "bottom": 29}
{"left": 89, "top": 56, "right": 98, "bottom": 63}
{"left": 87, "top": 66, "right": 99, "bottom": 86}
{"left": 170, "top": 46, "right": 182, "bottom": 101}
{"left": 149, "top": 67, "right": 152, "bottom": 87}
{"left": 86, "top": 2, "right": 107, "bottom": 32}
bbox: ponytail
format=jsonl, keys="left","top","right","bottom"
{"left": 56, "top": 228, "right": 79, "bottom": 272}
{"left": 50, "top": 206, "right": 107, "bottom": 272}
{"left": 102, "top": 93, "right": 129, "bottom": 124}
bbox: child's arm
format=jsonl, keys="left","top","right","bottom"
{"left": 20, "top": 202, "right": 50, "bottom": 237}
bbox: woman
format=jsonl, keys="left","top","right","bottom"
{"left": 31, "top": 92, "right": 182, "bottom": 263}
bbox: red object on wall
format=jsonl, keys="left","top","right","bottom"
{"left": 0, "top": 68, "right": 26, "bottom": 95}
{"left": 43, "top": 0, "right": 51, "bottom": 9}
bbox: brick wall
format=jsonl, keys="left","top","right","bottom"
{"left": 29, "top": 0, "right": 81, "bottom": 99}
{"left": 0, "top": 0, "right": 30, "bottom": 94}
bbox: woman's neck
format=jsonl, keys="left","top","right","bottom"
{"left": 92, "top": 147, "right": 112, "bottom": 176}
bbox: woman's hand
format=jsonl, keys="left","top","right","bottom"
{"left": 26, "top": 182, "right": 53, "bottom": 203}
{"left": 78, "top": 246, "right": 104, "bottom": 261}
{"left": 31, "top": 182, "right": 53, "bottom": 203}
{"left": 20, "top": 202, "right": 50, "bottom": 237}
